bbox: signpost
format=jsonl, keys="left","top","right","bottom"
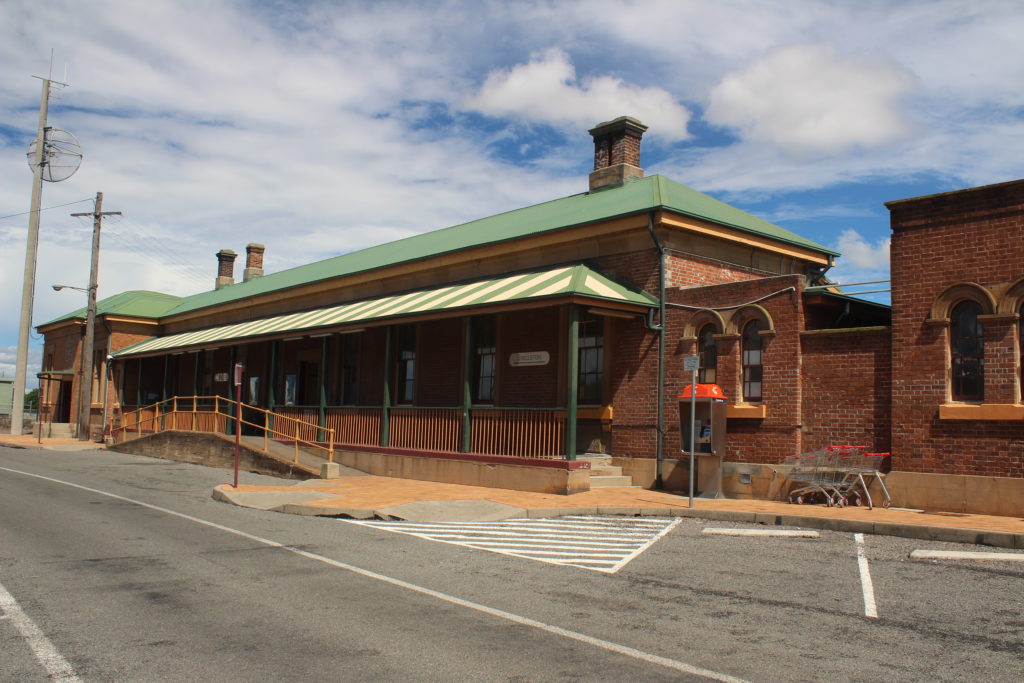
{"left": 682, "top": 355, "right": 699, "bottom": 508}
{"left": 233, "top": 362, "right": 244, "bottom": 488}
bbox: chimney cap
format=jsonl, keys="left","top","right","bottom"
{"left": 588, "top": 116, "right": 648, "bottom": 138}
{"left": 216, "top": 249, "right": 237, "bottom": 258}
{"left": 246, "top": 243, "right": 265, "bottom": 251}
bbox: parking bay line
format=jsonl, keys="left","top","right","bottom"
{"left": 911, "top": 549, "right": 1024, "bottom": 562}
{"left": 701, "top": 527, "right": 878, "bottom": 619}
{"left": 702, "top": 528, "right": 820, "bottom": 538}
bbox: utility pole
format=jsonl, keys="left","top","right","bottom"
{"left": 70, "top": 192, "right": 120, "bottom": 440}
{"left": 11, "top": 77, "right": 54, "bottom": 436}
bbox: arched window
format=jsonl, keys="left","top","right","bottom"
{"left": 741, "top": 320, "right": 764, "bottom": 402}
{"left": 697, "top": 324, "right": 717, "bottom": 384}
{"left": 950, "top": 300, "right": 984, "bottom": 401}
{"left": 1019, "top": 303, "right": 1023, "bottom": 397}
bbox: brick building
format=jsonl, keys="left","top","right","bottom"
{"left": 884, "top": 180, "right": 1024, "bottom": 513}
{"left": 34, "top": 117, "right": 1024, "bottom": 514}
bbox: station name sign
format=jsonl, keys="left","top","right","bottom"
{"left": 509, "top": 351, "right": 550, "bottom": 367}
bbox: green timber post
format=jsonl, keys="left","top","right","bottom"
{"left": 267, "top": 341, "right": 277, "bottom": 431}
{"left": 136, "top": 358, "right": 142, "bottom": 409}
{"left": 318, "top": 336, "right": 328, "bottom": 442}
{"left": 380, "top": 326, "right": 392, "bottom": 447}
{"left": 160, "top": 355, "right": 169, "bottom": 430}
{"left": 460, "top": 319, "right": 473, "bottom": 453}
{"left": 565, "top": 305, "right": 579, "bottom": 461}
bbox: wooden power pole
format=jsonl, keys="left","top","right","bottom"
{"left": 70, "top": 192, "right": 120, "bottom": 440}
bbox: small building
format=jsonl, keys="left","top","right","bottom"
{"left": 0, "top": 377, "right": 15, "bottom": 416}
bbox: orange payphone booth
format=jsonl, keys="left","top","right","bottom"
{"left": 678, "top": 383, "right": 728, "bottom": 498}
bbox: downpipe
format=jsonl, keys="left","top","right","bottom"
{"left": 645, "top": 212, "right": 667, "bottom": 489}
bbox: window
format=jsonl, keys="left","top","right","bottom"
{"left": 742, "top": 320, "right": 764, "bottom": 402}
{"left": 578, "top": 315, "right": 604, "bottom": 405}
{"left": 471, "top": 316, "right": 496, "bottom": 404}
{"left": 697, "top": 324, "right": 717, "bottom": 384}
{"left": 950, "top": 300, "right": 984, "bottom": 401}
{"left": 1020, "top": 303, "right": 1024, "bottom": 397}
{"left": 394, "top": 325, "right": 416, "bottom": 404}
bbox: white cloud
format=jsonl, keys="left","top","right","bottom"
{"left": 464, "top": 48, "right": 692, "bottom": 141}
{"left": 836, "top": 229, "right": 890, "bottom": 272}
{"left": 0, "top": 346, "right": 41, "bottom": 389}
{"left": 705, "top": 43, "right": 915, "bottom": 157}
{"left": 1, "top": 0, "right": 1022, "bottom": 357}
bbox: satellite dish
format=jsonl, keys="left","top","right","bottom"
{"left": 26, "top": 128, "right": 83, "bottom": 182}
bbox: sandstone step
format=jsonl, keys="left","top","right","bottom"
{"left": 588, "top": 475, "right": 635, "bottom": 488}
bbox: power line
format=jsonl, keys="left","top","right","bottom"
{"left": 0, "top": 198, "right": 94, "bottom": 222}
{"left": 99, "top": 215, "right": 212, "bottom": 288}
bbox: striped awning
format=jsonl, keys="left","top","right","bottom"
{"left": 113, "top": 264, "right": 656, "bottom": 358}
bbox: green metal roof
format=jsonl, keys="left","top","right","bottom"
{"left": 41, "top": 290, "right": 183, "bottom": 326}
{"left": 113, "top": 264, "right": 657, "bottom": 358}
{"left": 161, "top": 175, "right": 837, "bottom": 318}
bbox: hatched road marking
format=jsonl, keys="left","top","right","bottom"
{"left": 345, "top": 515, "right": 682, "bottom": 573}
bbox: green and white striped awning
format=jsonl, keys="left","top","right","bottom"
{"left": 113, "top": 264, "right": 656, "bottom": 358}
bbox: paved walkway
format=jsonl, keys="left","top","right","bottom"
{"left": 3, "top": 434, "right": 1022, "bottom": 549}
{"left": 212, "top": 474, "right": 1024, "bottom": 549}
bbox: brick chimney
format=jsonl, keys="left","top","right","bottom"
{"left": 215, "top": 249, "right": 237, "bottom": 289}
{"left": 588, "top": 116, "right": 648, "bottom": 192}
{"left": 243, "top": 243, "right": 265, "bottom": 282}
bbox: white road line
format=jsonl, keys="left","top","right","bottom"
{"left": 911, "top": 550, "right": 1024, "bottom": 562}
{"left": 606, "top": 519, "right": 682, "bottom": 573}
{"left": 0, "top": 580, "right": 81, "bottom": 682}
{"left": 854, "top": 533, "right": 879, "bottom": 619}
{"left": 702, "top": 528, "right": 820, "bottom": 538}
{"left": 0, "top": 466, "right": 749, "bottom": 683}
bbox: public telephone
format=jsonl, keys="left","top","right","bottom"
{"left": 678, "top": 383, "right": 727, "bottom": 455}
{"left": 678, "top": 383, "right": 728, "bottom": 498}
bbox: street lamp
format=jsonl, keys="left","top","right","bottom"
{"left": 53, "top": 283, "right": 97, "bottom": 440}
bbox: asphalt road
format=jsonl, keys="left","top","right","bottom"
{"left": 1, "top": 445, "right": 1022, "bottom": 682}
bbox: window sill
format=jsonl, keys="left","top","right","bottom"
{"left": 939, "top": 403, "right": 1024, "bottom": 421}
{"left": 578, "top": 406, "right": 614, "bottom": 423}
{"left": 727, "top": 404, "right": 766, "bottom": 419}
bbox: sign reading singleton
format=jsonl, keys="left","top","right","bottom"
{"left": 509, "top": 351, "right": 550, "bottom": 367}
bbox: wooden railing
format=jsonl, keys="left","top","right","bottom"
{"left": 389, "top": 407, "right": 462, "bottom": 452}
{"left": 113, "top": 396, "right": 334, "bottom": 465}
{"left": 471, "top": 408, "right": 566, "bottom": 458}
{"left": 325, "top": 407, "right": 381, "bottom": 446}
{"left": 114, "top": 398, "right": 569, "bottom": 461}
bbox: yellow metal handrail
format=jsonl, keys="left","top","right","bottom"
{"left": 113, "top": 395, "right": 335, "bottom": 466}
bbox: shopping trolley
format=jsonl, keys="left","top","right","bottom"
{"left": 784, "top": 448, "right": 848, "bottom": 506}
{"left": 833, "top": 447, "right": 891, "bottom": 509}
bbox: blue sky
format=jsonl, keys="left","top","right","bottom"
{"left": 2, "top": 0, "right": 1023, "bottom": 381}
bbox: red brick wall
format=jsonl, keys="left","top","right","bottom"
{"left": 608, "top": 273, "right": 809, "bottom": 463}
{"left": 500, "top": 308, "right": 561, "bottom": 407}
{"left": 800, "top": 329, "right": 891, "bottom": 454}
{"left": 417, "top": 319, "right": 462, "bottom": 406}
{"left": 889, "top": 180, "right": 1024, "bottom": 477}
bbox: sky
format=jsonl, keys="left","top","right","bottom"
{"left": 2, "top": 0, "right": 1023, "bottom": 384}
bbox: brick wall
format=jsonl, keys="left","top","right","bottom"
{"left": 800, "top": 329, "right": 892, "bottom": 454}
{"left": 417, "top": 318, "right": 462, "bottom": 406}
{"left": 500, "top": 308, "right": 561, "bottom": 407}
{"left": 889, "top": 180, "right": 1024, "bottom": 477}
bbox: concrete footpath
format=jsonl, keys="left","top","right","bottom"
{"left": 213, "top": 471, "right": 1024, "bottom": 550}
{"left": 3, "top": 434, "right": 1022, "bottom": 549}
